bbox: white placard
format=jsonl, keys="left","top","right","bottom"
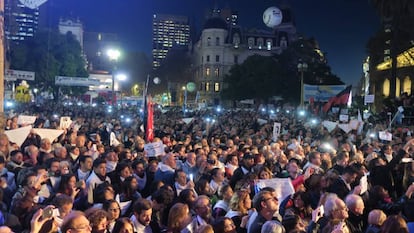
{"left": 17, "top": 115, "right": 37, "bottom": 125}
{"left": 364, "top": 95, "right": 374, "bottom": 104}
{"left": 144, "top": 141, "right": 165, "bottom": 157}
{"left": 273, "top": 122, "right": 281, "bottom": 141}
{"left": 256, "top": 178, "right": 295, "bottom": 207}
{"left": 379, "top": 131, "right": 392, "bottom": 141}
{"left": 339, "top": 114, "right": 349, "bottom": 122}
{"left": 60, "top": 117, "right": 72, "bottom": 129}
{"left": 33, "top": 128, "right": 64, "bottom": 143}
{"left": 4, "top": 126, "right": 32, "bottom": 147}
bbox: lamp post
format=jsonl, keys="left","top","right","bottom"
{"left": 107, "top": 49, "right": 121, "bottom": 107}
{"left": 182, "top": 86, "right": 187, "bottom": 116}
{"left": 116, "top": 73, "right": 127, "bottom": 111}
{"left": 297, "top": 61, "right": 308, "bottom": 109}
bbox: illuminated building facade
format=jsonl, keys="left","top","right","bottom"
{"left": 193, "top": 6, "right": 297, "bottom": 106}
{"left": 152, "top": 14, "right": 190, "bottom": 69}
{"left": 4, "top": 0, "right": 39, "bottom": 42}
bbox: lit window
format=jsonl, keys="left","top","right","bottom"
{"left": 248, "top": 37, "right": 254, "bottom": 49}
{"left": 214, "top": 82, "right": 220, "bottom": 92}
{"left": 206, "top": 68, "right": 210, "bottom": 76}
{"left": 215, "top": 68, "right": 219, "bottom": 77}
{"left": 206, "top": 82, "right": 210, "bottom": 91}
{"left": 383, "top": 78, "right": 390, "bottom": 97}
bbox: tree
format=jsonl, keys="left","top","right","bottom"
{"left": 221, "top": 37, "right": 343, "bottom": 104}
{"left": 221, "top": 55, "right": 287, "bottom": 102}
{"left": 9, "top": 29, "right": 88, "bottom": 100}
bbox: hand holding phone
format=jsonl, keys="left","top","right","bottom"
{"left": 42, "top": 206, "right": 54, "bottom": 219}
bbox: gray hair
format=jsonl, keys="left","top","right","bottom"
{"left": 324, "top": 193, "right": 341, "bottom": 217}
{"left": 261, "top": 220, "right": 285, "bottom": 233}
{"left": 345, "top": 194, "right": 363, "bottom": 210}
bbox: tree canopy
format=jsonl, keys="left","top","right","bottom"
{"left": 221, "top": 37, "right": 343, "bottom": 103}
{"left": 9, "top": 29, "right": 88, "bottom": 99}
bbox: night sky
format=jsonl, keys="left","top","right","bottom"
{"left": 47, "top": 0, "right": 381, "bottom": 85}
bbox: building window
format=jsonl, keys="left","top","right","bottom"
{"left": 234, "top": 55, "right": 238, "bottom": 64}
{"left": 216, "top": 37, "right": 220, "bottom": 46}
{"left": 201, "top": 82, "right": 205, "bottom": 91}
{"left": 215, "top": 55, "right": 219, "bottom": 62}
{"left": 233, "top": 33, "right": 240, "bottom": 48}
{"left": 248, "top": 37, "right": 254, "bottom": 49}
{"left": 207, "top": 37, "right": 211, "bottom": 46}
{"left": 206, "top": 68, "right": 210, "bottom": 76}
{"left": 266, "top": 39, "right": 272, "bottom": 50}
{"left": 206, "top": 55, "right": 210, "bottom": 62}
{"left": 396, "top": 78, "right": 401, "bottom": 97}
{"left": 214, "top": 82, "right": 220, "bottom": 92}
{"left": 280, "top": 36, "right": 287, "bottom": 48}
{"left": 257, "top": 38, "right": 263, "bottom": 49}
{"left": 206, "top": 82, "right": 210, "bottom": 92}
{"left": 403, "top": 76, "right": 412, "bottom": 95}
{"left": 215, "top": 68, "right": 219, "bottom": 77}
{"left": 383, "top": 78, "right": 390, "bottom": 97}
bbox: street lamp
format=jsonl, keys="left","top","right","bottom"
{"left": 116, "top": 73, "right": 127, "bottom": 110}
{"left": 107, "top": 49, "right": 121, "bottom": 107}
{"left": 297, "top": 61, "right": 308, "bottom": 109}
{"left": 182, "top": 86, "right": 187, "bottom": 115}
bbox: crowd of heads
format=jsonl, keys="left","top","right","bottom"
{"left": 0, "top": 100, "right": 414, "bottom": 233}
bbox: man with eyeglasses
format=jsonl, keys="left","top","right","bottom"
{"left": 248, "top": 190, "right": 283, "bottom": 233}
{"left": 190, "top": 195, "right": 213, "bottom": 232}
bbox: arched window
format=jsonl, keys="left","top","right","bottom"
{"left": 266, "top": 39, "right": 272, "bottom": 50}
{"left": 233, "top": 33, "right": 240, "bottom": 48}
{"left": 257, "top": 38, "right": 264, "bottom": 49}
{"left": 396, "top": 78, "right": 401, "bottom": 97}
{"left": 403, "top": 76, "right": 411, "bottom": 95}
{"left": 216, "top": 37, "right": 220, "bottom": 46}
{"left": 383, "top": 78, "right": 390, "bottom": 97}
{"left": 207, "top": 37, "right": 211, "bottom": 46}
{"left": 248, "top": 37, "right": 254, "bottom": 49}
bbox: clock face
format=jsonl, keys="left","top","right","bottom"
{"left": 263, "top": 7, "right": 283, "bottom": 28}
{"left": 19, "top": 0, "right": 48, "bottom": 9}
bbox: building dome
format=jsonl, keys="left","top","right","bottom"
{"left": 203, "top": 17, "right": 228, "bottom": 30}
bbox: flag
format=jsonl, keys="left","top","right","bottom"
{"left": 322, "top": 85, "right": 352, "bottom": 113}
{"left": 145, "top": 95, "right": 154, "bottom": 142}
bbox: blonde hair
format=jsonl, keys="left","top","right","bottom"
{"left": 168, "top": 203, "right": 189, "bottom": 232}
{"left": 368, "top": 209, "right": 387, "bottom": 226}
{"left": 229, "top": 189, "right": 250, "bottom": 215}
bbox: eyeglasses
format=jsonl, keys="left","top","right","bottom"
{"left": 263, "top": 196, "right": 278, "bottom": 202}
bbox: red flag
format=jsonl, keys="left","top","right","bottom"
{"left": 146, "top": 96, "right": 154, "bottom": 142}
{"left": 322, "top": 85, "right": 352, "bottom": 113}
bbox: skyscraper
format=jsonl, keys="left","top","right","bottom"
{"left": 152, "top": 14, "right": 190, "bottom": 69}
{"left": 4, "top": 0, "right": 39, "bottom": 42}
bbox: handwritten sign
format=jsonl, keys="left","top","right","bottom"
{"left": 144, "top": 141, "right": 165, "bottom": 157}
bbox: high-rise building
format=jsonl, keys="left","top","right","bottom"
{"left": 152, "top": 14, "right": 190, "bottom": 69}
{"left": 4, "top": 0, "right": 39, "bottom": 42}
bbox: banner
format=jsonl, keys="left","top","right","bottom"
{"left": 4, "top": 126, "right": 32, "bottom": 147}
{"left": 33, "top": 128, "right": 64, "bottom": 143}
{"left": 144, "top": 141, "right": 165, "bottom": 157}
{"left": 256, "top": 178, "right": 295, "bottom": 207}
{"left": 323, "top": 85, "right": 352, "bottom": 113}
{"left": 304, "top": 85, "right": 346, "bottom": 102}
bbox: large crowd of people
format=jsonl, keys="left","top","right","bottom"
{"left": 0, "top": 99, "right": 414, "bottom": 233}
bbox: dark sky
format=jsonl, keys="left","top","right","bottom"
{"left": 48, "top": 0, "right": 381, "bottom": 85}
